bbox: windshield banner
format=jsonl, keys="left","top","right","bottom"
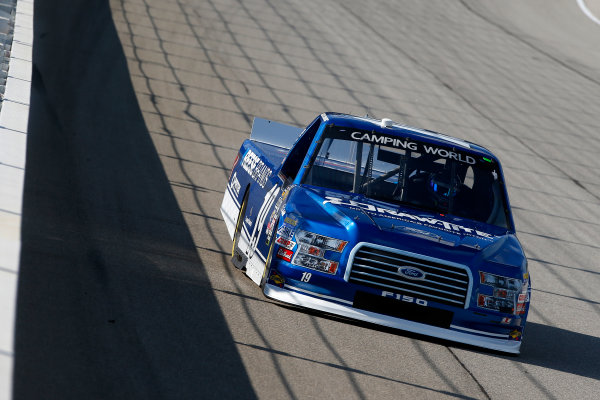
{"left": 329, "top": 127, "right": 483, "bottom": 165}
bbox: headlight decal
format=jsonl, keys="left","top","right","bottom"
{"left": 294, "top": 230, "right": 347, "bottom": 252}
{"left": 478, "top": 271, "right": 527, "bottom": 316}
{"left": 274, "top": 228, "right": 347, "bottom": 275}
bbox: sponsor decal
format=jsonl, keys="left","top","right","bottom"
{"left": 248, "top": 185, "right": 280, "bottom": 258}
{"left": 351, "top": 131, "right": 418, "bottom": 151}
{"left": 241, "top": 149, "right": 271, "bottom": 188}
{"left": 244, "top": 217, "right": 253, "bottom": 227}
{"left": 284, "top": 215, "right": 298, "bottom": 226}
{"left": 323, "top": 196, "right": 493, "bottom": 239}
{"left": 269, "top": 271, "right": 285, "bottom": 287}
{"left": 382, "top": 291, "right": 428, "bottom": 306}
{"left": 280, "top": 189, "right": 290, "bottom": 213}
{"left": 422, "top": 145, "right": 475, "bottom": 165}
{"left": 509, "top": 329, "right": 522, "bottom": 341}
{"left": 265, "top": 221, "right": 275, "bottom": 245}
{"left": 349, "top": 132, "right": 475, "bottom": 164}
{"left": 265, "top": 189, "right": 290, "bottom": 245}
{"left": 276, "top": 223, "right": 295, "bottom": 240}
{"left": 230, "top": 172, "right": 241, "bottom": 197}
{"left": 275, "top": 236, "right": 296, "bottom": 250}
{"left": 277, "top": 247, "right": 294, "bottom": 262}
{"left": 398, "top": 266, "right": 426, "bottom": 280}
{"left": 501, "top": 317, "right": 512, "bottom": 324}
{"left": 401, "top": 226, "right": 437, "bottom": 237}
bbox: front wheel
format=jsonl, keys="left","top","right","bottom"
{"left": 231, "top": 190, "right": 249, "bottom": 269}
{"left": 260, "top": 218, "right": 278, "bottom": 288}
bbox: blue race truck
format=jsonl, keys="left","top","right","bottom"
{"left": 221, "top": 113, "right": 530, "bottom": 353}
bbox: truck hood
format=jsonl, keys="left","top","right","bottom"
{"left": 286, "top": 186, "right": 524, "bottom": 266}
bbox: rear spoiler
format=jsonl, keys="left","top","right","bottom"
{"left": 250, "top": 117, "right": 304, "bottom": 150}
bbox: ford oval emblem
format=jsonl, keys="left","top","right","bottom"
{"left": 398, "top": 266, "right": 426, "bottom": 280}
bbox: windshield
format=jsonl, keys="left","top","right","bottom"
{"left": 302, "top": 126, "right": 511, "bottom": 229}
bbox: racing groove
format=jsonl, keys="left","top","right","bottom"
{"left": 14, "top": 0, "right": 600, "bottom": 398}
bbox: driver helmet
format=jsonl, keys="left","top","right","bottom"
{"left": 428, "top": 170, "right": 460, "bottom": 200}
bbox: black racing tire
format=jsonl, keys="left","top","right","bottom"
{"left": 232, "top": 189, "right": 249, "bottom": 258}
{"left": 260, "top": 219, "right": 278, "bottom": 288}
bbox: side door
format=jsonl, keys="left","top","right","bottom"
{"left": 239, "top": 117, "right": 323, "bottom": 284}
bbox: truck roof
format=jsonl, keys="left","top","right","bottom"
{"left": 250, "top": 113, "right": 499, "bottom": 162}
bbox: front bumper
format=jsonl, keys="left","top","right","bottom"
{"left": 264, "top": 283, "right": 522, "bottom": 354}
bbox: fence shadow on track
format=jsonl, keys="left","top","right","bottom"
{"left": 12, "top": 0, "right": 256, "bottom": 399}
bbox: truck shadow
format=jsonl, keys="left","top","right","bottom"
{"left": 12, "top": 0, "right": 256, "bottom": 399}
{"left": 285, "top": 304, "right": 600, "bottom": 381}
{"left": 517, "top": 322, "right": 600, "bottom": 380}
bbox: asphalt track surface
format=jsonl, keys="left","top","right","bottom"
{"left": 12, "top": 0, "right": 600, "bottom": 398}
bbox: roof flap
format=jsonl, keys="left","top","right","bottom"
{"left": 250, "top": 117, "right": 303, "bottom": 149}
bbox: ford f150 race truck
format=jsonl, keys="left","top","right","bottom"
{"left": 220, "top": 113, "right": 530, "bottom": 353}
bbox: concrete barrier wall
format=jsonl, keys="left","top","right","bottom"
{"left": 0, "top": 0, "right": 32, "bottom": 398}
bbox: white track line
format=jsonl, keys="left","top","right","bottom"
{"left": 577, "top": 0, "right": 600, "bottom": 25}
{"left": 0, "top": 0, "right": 33, "bottom": 399}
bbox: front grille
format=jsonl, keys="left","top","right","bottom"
{"left": 348, "top": 245, "right": 470, "bottom": 308}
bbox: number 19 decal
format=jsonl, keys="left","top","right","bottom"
{"left": 301, "top": 272, "right": 312, "bottom": 282}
